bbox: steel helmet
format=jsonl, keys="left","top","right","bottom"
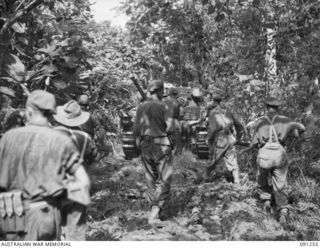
{"left": 78, "top": 94, "right": 89, "bottom": 106}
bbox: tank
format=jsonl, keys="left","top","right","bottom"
{"left": 119, "top": 86, "right": 209, "bottom": 160}
{"left": 195, "top": 126, "right": 209, "bottom": 160}
{"left": 180, "top": 103, "right": 209, "bottom": 160}
{"left": 119, "top": 111, "right": 139, "bottom": 160}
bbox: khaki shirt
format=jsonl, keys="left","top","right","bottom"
{"left": 133, "top": 99, "right": 170, "bottom": 138}
{"left": 0, "top": 123, "right": 82, "bottom": 201}
{"left": 252, "top": 114, "right": 305, "bottom": 146}
{"left": 55, "top": 126, "right": 99, "bottom": 165}
{"left": 207, "top": 106, "right": 244, "bottom": 144}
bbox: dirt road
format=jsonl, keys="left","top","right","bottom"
{"left": 86, "top": 152, "right": 320, "bottom": 241}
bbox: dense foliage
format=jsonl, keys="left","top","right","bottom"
{"left": 1, "top": 0, "right": 320, "bottom": 116}
{"left": 1, "top": 0, "right": 320, "bottom": 153}
{"left": 122, "top": 0, "right": 320, "bottom": 118}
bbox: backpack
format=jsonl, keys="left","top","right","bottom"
{"left": 257, "top": 116, "right": 287, "bottom": 169}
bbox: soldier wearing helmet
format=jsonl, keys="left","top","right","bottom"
{"left": 77, "top": 94, "right": 101, "bottom": 139}
{"left": 133, "top": 79, "right": 174, "bottom": 225}
{"left": 78, "top": 94, "right": 89, "bottom": 110}
{"left": 251, "top": 97, "right": 305, "bottom": 225}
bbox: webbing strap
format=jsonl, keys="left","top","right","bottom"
{"left": 80, "top": 132, "right": 89, "bottom": 159}
{"left": 68, "top": 129, "right": 89, "bottom": 160}
{"left": 265, "top": 115, "right": 279, "bottom": 143}
{"left": 269, "top": 125, "right": 279, "bottom": 143}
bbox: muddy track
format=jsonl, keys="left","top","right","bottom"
{"left": 86, "top": 153, "right": 320, "bottom": 241}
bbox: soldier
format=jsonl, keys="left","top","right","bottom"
{"left": 53, "top": 100, "right": 99, "bottom": 241}
{"left": 180, "top": 88, "right": 204, "bottom": 152}
{"left": 133, "top": 80, "right": 174, "bottom": 225}
{"left": 164, "top": 87, "right": 182, "bottom": 154}
{"left": 251, "top": 97, "right": 305, "bottom": 224}
{"left": 77, "top": 94, "right": 101, "bottom": 139}
{"left": 205, "top": 94, "right": 244, "bottom": 185}
{"left": 0, "top": 90, "right": 90, "bottom": 240}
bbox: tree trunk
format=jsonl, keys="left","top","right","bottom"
{"left": 264, "top": 1, "right": 280, "bottom": 98}
{"left": 265, "top": 26, "right": 279, "bottom": 97}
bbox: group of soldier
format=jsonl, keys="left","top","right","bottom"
{"left": 133, "top": 79, "right": 306, "bottom": 226}
{"left": 0, "top": 87, "right": 99, "bottom": 241}
{"left": 0, "top": 77, "right": 313, "bottom": 240}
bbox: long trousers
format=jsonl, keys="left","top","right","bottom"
{"left": 257, "top": 161, "right": 289, "bottom": 211}
{"left": 61, "top": 201, "right": 86, "bottom": 241}
{"left": 140, "top": 139, "right": 173, "bottom": 208}
{"left": 207, "top": 133, "right": 238, "bottom": 175}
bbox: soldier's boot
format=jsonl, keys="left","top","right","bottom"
{"left": 260, "top": 192, "right": 272, "bottom": 213}
{"left": 232, "top": 169, "right": 240, "bottom": 185}
{"left": 279, "top": 208, "right": 288, "bottom": 225}
{"left": 148, "top": 206, "right": 161, "bottom": 225}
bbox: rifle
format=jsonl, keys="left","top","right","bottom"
{"left": 131, "top": 77, "right": 147, "bottom": 102}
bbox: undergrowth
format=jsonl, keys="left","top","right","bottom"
{"left": 86, "top": 148, "right": 320, "bottom": 241}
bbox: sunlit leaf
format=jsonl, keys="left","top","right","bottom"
{"left": 11, "top": 22, "right": 26, "bottom": 34}
{"left": 0, "top": 77, "right": 17, "bottom": 84}
{"left": 5, "top": 53, "right": 26, "bottom": 82}
{"left": 45, "top": 77, "right": 50, "bottom": 86}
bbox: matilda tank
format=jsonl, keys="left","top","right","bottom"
{"left": 180, "top": 104, "right": 209, "bottom": 160}
{"left": 194, "top": 126, "right": 209, "bottom": 159}
{"left": 119, "top": 110, "right": 139, "bottom": 160}
{"left": 119, "top": 82, "right": 209, "bottom": 160}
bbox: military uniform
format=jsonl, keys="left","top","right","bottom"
{"left": 54, "top": 100, "right": 98, "bottom": 241}
{"left": 252, "top": 98, "right": 305, "bottom": 223}
{"left": 0, "top": 91, "right": 85, "bottom": 241}
{"left": 133, "top": 80, "right": 173, "bottom": 224}
{"left": 78, "top": 95, "right": 101, "bottom": 139}
{"left": 206, "top": 99, "right": 244, "bottom": 184}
